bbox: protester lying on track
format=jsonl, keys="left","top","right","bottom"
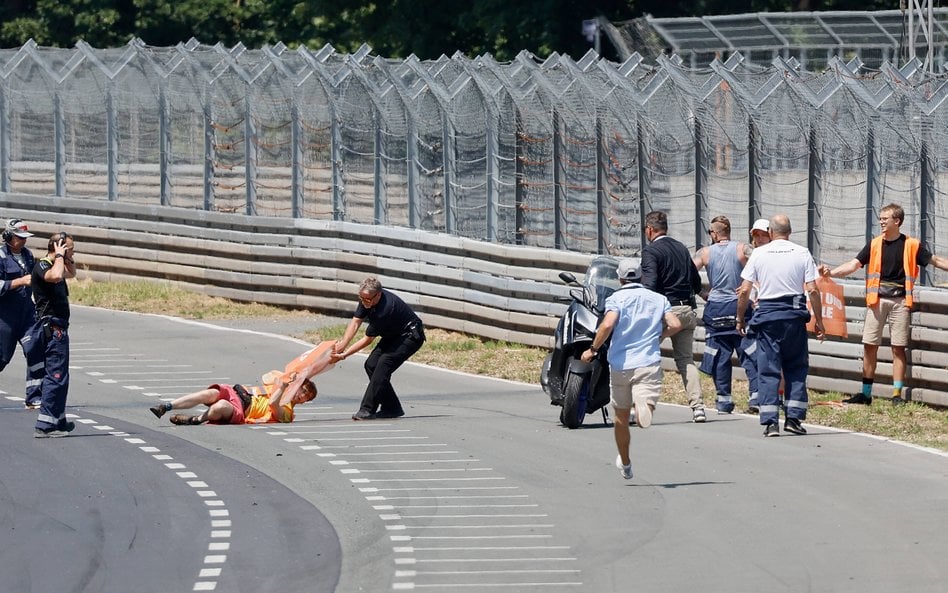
{"left": 149, "top": 341, "right": 333, "bottom": 425}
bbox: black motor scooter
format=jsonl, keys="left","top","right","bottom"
{"left": 540, "top": 256, "right": 619, "bottom": 428}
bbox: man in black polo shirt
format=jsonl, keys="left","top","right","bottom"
{"left": 641, "top": 211, "right": 707, "bottom": 422}
{"left": 332, "top": 277, "right": 426, "bottom": 420}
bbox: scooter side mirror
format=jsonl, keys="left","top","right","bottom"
{"left": 559, "top": 272, "right": 578, "bottom": 285}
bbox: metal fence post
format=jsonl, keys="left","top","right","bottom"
{"left": 406, "top": 117, "right": 419, "bottom": 229}
{"left": 443, "top": 114, "right": 456, "bottom": 235}
{"left": 290, "top": 102, "right": 302, "bottom": 218}
{"left": 864, "top": 125, "right": 878, "bottom": 246}
{"left": 636, "top": 116, "right": 651, "bottom": 254}
{"left": 0, "top": 87, "right": 9, "bottom": 193}
{"left": 331, "top": 113, "right": 343, "bottom": 221}
{"left": 203, "top": 102, "right": 215, "bottom": 212}
{"left": 552, "top": 108, "right": 563, "bottom": 250}
{"left": 374, "top": 110, "right": 385, "bottom": 225}
{"left": 106, "top": 91, "right": 118, "bottom": 201}
{"left": 244, "top": 96, "right": 257, "bottom": 216}
{"left": 485, "top": 111, "right": 498, "bottom": 243}
{"left": 748, "top": 117, "right": 761, "bottom": 227}
{"left": 807, "top": 123, "right": 822, "bottom": 261}
{"left": 158, "top": 90, "right": 171, "bottom": 207}
{"left": 920, "top": 135, "right": 935, "bottom": 285}
{"left": 54, "top": 92, "right": 65, "bottom": 197}
{"left": 515, "top": 109, "right": 525, "bottom": 246}
{"left": 595, "top": 114, "right": 607, "bottom": 254}
{"left": 694, "top": 112, "right": 708, "bottom": 247}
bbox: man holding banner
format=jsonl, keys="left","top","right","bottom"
{"left": 819, "top": 202, "right": 948, "bottom": 406}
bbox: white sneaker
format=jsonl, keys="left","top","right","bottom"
{"left": 615, "top": 454, "right": 633, "bottom": 479}
{"left": 634, "top": 399, "right": 652, "bottom": 428}
{"left": 693, "top": 408, "right": 706, "bottom": 423}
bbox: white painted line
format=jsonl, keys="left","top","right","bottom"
{"left": 398, "top": 524, "right": 556, "bottom": 530}
{"left": 348, "top": 468, "right": 493, "bottom": 474}
{"left": 390, "top": 504, "right": 540, "bottom": 509}
{"left": 406, "top": 534, "right": 554, "bottom": 540}
{"left": 398, "top": 513, "right": 548, "bottom": 519}
{"left": 335, "top": 451, "right": 458, "bottom": 456}
{"left": 355, "top": 477, "right": 507, "bottom": 483}
{"left": 410, "top": 545, "right": 570, "bottom": 551}
{"left": 411, "top": 557, "right": 575, "bottom": 563}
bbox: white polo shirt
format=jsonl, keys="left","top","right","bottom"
{"left": 741, "top": 239, "right": 818, "bottom": 300}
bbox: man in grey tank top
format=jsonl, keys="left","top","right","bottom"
{"left": 693, "top": 216, "right": 754, "bottom": 414}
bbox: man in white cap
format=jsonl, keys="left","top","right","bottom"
{"left": 0, "top": 218, "right": 39, "bottom": 407}
{"left": 740, "top": 218, "right": 773, "bottom": 413}
{"left": 581, "top": 257, "right": 681, "bottom": 480}
{"left": 737, "top": 214, "right": 824, "bottom": 437}
{"left": 750, "top": 218, "right": 771, "bottom": 248}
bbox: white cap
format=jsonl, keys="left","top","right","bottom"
{"left": 6, "top": 219, "right": 33, "bottom": 238}
{"left": 616, "top": 257, "right": 642, "bottom": 282}
{"left": 751, "top": 218, "right": 769, "bottom": 233}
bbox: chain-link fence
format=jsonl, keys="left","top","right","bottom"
{"left": 2, "top": 39, "right": 948, "bottom": 284}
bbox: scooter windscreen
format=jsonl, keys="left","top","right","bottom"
{"left": 583, "top": 256, "right": 620, "bottom": 312}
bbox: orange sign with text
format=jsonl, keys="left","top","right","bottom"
{"left": 807, "top": 276, "right": 848, "bottom": 337}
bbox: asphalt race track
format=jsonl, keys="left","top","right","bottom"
{"left": 1, "top": 306, "right": 946, "bottom": 593}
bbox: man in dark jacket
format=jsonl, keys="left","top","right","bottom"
{"left": 641, "top": 211, "right": 707, "bottom": 422}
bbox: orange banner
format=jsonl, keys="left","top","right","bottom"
{"left": 807, "top": 276, "right": 848, "bottom": 337}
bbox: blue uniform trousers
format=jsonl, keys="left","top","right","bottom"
{"left": 700, "top": 331, "right": 742, "bottom": 412}
{"left": 700, "top": 299, "right": 752, "bottom": 413}
{"left": 754, "top": 318, "right": 809, "bottom": 425}
{"left": 738, "top": 331, "right": 759, "bottom": 408}
{"left": 0, "top": 301, "right": 42, "bottom": 403}
{"left": 29, "top": 318, "right": 70, "bottom": 430}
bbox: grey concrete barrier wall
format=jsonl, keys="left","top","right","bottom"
{"left": 3, "top": 193, "right": 946, "bottom": 408}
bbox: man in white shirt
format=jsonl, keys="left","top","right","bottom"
{"left": 581, "top": 258, "right": 681, "bottom": 480}
{"left": 736, "top": 215, "right": 824, "bottom": 437}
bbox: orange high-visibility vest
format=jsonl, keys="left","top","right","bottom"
{"left": 865, "top": 235, "right": 920, "bottom": 307}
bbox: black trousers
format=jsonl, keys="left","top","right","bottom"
{"left": 358, "top": 329, "right": 425, "bottom": 414}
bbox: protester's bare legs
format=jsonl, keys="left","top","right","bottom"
{"left": 613, "top": 407, "right": 631, "bottom": 466}
{"left": 164, "top": 388, "right": 234, "bottom": 423}
{"left": 169, "top": 388, "right": 221, "bottom": 411}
